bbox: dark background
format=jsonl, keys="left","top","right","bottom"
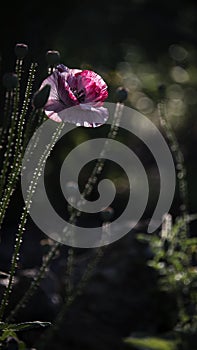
{"left": 0, "top": 1, "right": 197, "bottom": 349}
{"left": 1, "top": 0, "right": 197, "bottom": 217}
{"left": 1, "top": 0, "right": 197, "bottom": 66}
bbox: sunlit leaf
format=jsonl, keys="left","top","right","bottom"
{"left": 124, "top": 336, "right": 178, "bottom": 350}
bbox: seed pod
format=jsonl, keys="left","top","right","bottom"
{"left": 2, "top": 72, "right": 18, "bottom": 90}
{"left": 46, "top": 50, "right": 60, "bottom": 66}
{"left": 115, "top": 86, "right": 128, "bottom": 103}
{"left": 14, "top": 43, "right": 28, "bottom": 59}
{"left": 32, "top": 84, "right": 51, "bottom": 109}
{"left": 6, "top": 336, "right": 19, "bottom": 350}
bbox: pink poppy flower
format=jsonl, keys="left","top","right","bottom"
{"left": 40, "top": 64, "right": 109, "bottom": 127}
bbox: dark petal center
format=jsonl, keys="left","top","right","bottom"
{"left": 72, "top": 89, "right": 86, "bottom": 103}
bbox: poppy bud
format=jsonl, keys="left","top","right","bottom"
{"left": 14, "top": 43, "right": 28, "bottom": 59}
{"left": 2, "top": 72, "right": 18, "bottom": 90}
{"left": 46, "top": 50, "right": 60, "bottom": 66}
{"left": 100, "top": 207, "right": 114, "bottom": 222}
{"left": 115, "top": 86, "right": 128, "bottom": 103}
{"left": 32, "top": 84, "right": 51, "bottom": 109}
{"left": 6, "top": 336, "right": 19, "bottom": 350}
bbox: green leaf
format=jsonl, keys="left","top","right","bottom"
{"left": 137, "top": 233, "right": 150, "bottom": 242}
{"left": 0, "top": 322, "right": 6, "bottom": 330}
{"left": 0, "top": 321, "right": 51, "bottom": 332}
{"left": 0, "top": 330, "right": 26, "bottom": 348}
{"left": 18, "top": 340, "right": 27, "bottom": 350}
{"left": 124, "top": 336, "right": 178, "bottom": 350}
{"left": 0, "top": 329, "right": 17, "bottom": 341}
{"left": 6, "top": 321, "right": 51, "bottom": 331}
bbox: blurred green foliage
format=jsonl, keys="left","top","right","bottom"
{"left": 125, "top": 335, "right": 178, "bottom": 350}
{"left": 129, "top": 213, "right": 197, "bottom": 349}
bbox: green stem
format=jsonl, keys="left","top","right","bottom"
{"left": 35, "top": 103, "right": 124, "bottom": 350}
{"left": 0, "top": 122, "right": 64, "bottom": 321}
{"left": 0, "top": 63, "right": 37, "bottom": 231}
{"left": 0, "top": 91, "right": 12, "bottom": 178}
{"left": 64, "top": 102, "right": 124, "bottom": 296}
{"left": 7, "top": 102, "right": 124, "bottom": 323}
{"left": 23, "top": 109, "right": 38, "bottom": 148}
{"left": 0, "top": 60, "right": 23, "bottom": 197}
{"left": 158, "top": 99, "right": 189, "bottom": 234}
{"left": 36, "top": 228, "right": 108, "bottom": 350}
{"left": 14, "top": 62, "right": 37, "bottom": 158}
{"left": 6, "top": 241, "right": 59, "bottom": 323}
{"left": 2, "top": 90, "right": 13, "bottom": 132}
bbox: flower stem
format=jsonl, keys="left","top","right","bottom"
{"left": 0, "top": 63, "right": 37, "bottom": 231}
{"left": 34, "top": 102, "right": 124, "bottom": 349}
{"left": 7, "top": 102, "right": 124, "bottom": 324}
{"left": 158, "top": 99, "right": 189, "bottom": 235}
{"left": 0, "top": 60, "right": 23, "bottom": 197}
{"left": 0, "top": 122, "right": 64, "bottom": 321}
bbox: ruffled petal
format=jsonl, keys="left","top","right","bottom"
{"left": 41, "top": 65, "right": 109, "bottom": 127}
{"left": 56, "top": 64, "right": 69, "bottom": 73}
{"left": 45, "top": 111, "right": 62, "bottom": 123}
{"left": 74, "top": 70, "right": 108, "bottom": 104}
{"left": 49, "top": 104, "right": 109, "bottom": 127}
{"left": 44, "top": 99, "right": 65, "bottom": 122}
{"left": 57, "top": 72, "right": 78, "bottom": 106}
{"left": 44, "top": 98, "right": 65, "bottom": 112}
